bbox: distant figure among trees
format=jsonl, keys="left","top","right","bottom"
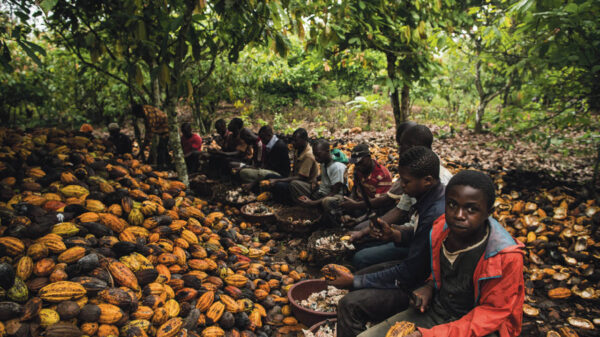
{"left": 133, "top": 104, "right": 169, "bottom": 170}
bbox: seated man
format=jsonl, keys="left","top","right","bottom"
{"left": 358, "top": 170, "right": 525, "bottom": 337}
{"left": 268, "top": 128, "right": 319, "bottom": 205}
{"left": 239, "top": 125, "right": 290, "bottom": 189}
{"left": 330, "top": 146, "right": 445, "bottom": 337}
{"left": 214, "top": 118, "right": 230, "bottom": 148}
{"left": 344, "top": 143, "right": 392, "bottom": 218}
{"left": 349, "top": 124, "right": 453, "bottom": 269}
{"left": 206, "top": 118, "right": 246, "bottom": 178}
{"left": 107, "top": 123, "right": 132, "bottom": 156}
{"left": 295, "top": 139, "right": 348, "bottom": 224}
{"left": 180, "top": 122, "right": 203, "bottom": 173}
{"left": 339, "top": 121, "right": 418, "bottom": 223}
{"left": 239, "top": 127, "right": 263, "bottom": 166}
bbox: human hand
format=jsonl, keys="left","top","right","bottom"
{"left": 405, "top": 331, "right": 422, "bottom": 337}
{"left": 311, "top": 181, "right": 318, "bottom": 191}
{"left": 326, "top": 268, "right": 354, "bottom": 289}
{"left": 410, "top": 284, "right": 434, "bottom": 313}
{"left": 340, "top": 196, "right": 360, "bottom": 209}
{"left": 347, "top": 231, "right": 364, "bottom": 243}
{"left": 369, "top": 218, "right": 394, "bottom": 241}
{"left": 242, "top": 183, "right": 253, "bottom": 192}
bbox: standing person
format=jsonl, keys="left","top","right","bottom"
{"left": 295, "top": 139, "right": 348, "bottom": 224}
{"left": 180, "top": 122, "right": 203, "bottom": 173}
{"left": 239, "top": 125, "right": 290, "bottom": 189}
{"left": 132, "top": 104, "right": 170, "bottom": 170}
{"left": 358, "top": 170, "right": 525, "bottom": 337}
{"left": 330, "top": 146, "right": 445, "bottom": 337}
{"left": 268, "top": 128, "right": 319, "bottom": 205}
{"left": 107, "top": 123, "right": 132, "bottom": 155}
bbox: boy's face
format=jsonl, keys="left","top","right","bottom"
{"left": 445, "top": 185, "right": 491, "bottom": 239}
{"left": 398, "top": 167, "right": 433, "bottom": 198}
{"left": 355, "top": 156, "right": 372, "bottom": 175}
{"left": 216, "top": 124, "right": 226, "bottom": 136}
{"left": 293, "top": 135, "right": 305, "bottom": 149}
{"left": 314, "top": 146, "right": 330, "bottom": 163}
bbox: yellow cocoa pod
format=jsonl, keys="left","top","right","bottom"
{"left": 385, "top": 321, "right": 416, "bottom": 337}
{"left": 39, "top": 281, "right": 86, "bottom": 302}
{"left": 51, "top": 222, "right": 79, "bottom": 236}
{"left": 60, "top": 185, "right": 89, "bottom": 198}
{"left": 201, "top": 326, "right": 225, "bottom": 337}
{"left": 224, "top": 274, "right": 248, "bottom": 288}
{"left": 39, "top": 308, "right": 61, "bottom": 327}
{"left": 156, "top": 317, "right": 183, "bottom": 337}
{"left": 58, "top": 246, "right": 86, "bottom": 263}
{"left": 98, "top": 303, "right": 125, "bottom": 324}
{"left": 0, "top": 237, "right": 25, "bottom": 256}
{"left": 16, "top": 256, "right": 33, "bottom": 281}
{"left": 128, "top": 208, "right": 145, "bottom": 226}
{"left": 206, "top": 301, "right": 225, "bottom": 323}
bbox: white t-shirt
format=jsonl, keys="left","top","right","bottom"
{"left": 318, "top": 161, "right": 347, "bottom": 195}
{"left": 396, "top": 165, "right": 453, "bottom": 211}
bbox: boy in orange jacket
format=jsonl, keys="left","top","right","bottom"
{"left": 359, "top": 170, "right": 524, "bottom": 337}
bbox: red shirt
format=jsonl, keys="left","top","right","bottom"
{"left": 356, "top": 160, "right": 392, "bottom": 199}
{"left": 181, "top": 134, "right": 203, "bottom": 154}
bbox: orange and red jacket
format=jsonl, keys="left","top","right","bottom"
{"left": 419, "top": 214, "right": 525, "bottom": 337}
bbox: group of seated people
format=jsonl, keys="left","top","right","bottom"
{"left": 180, "top": 118, "right": 525, "bottom": 337}
{"left": 100, "top": 113, "right": 525, "bottom": 337}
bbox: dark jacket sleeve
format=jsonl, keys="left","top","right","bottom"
{"left": 353, "top": 222, "right": 431, "bottom": 289}
{"left": 353, "top": 194, "right": 445, "bottom": 290}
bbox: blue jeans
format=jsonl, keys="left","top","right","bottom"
{"left": 352, "top": 242, "right": 409, "bottom": 270}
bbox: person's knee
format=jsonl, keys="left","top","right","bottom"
{"left": 352, "top": 252, "right": 368, "bottom": 270}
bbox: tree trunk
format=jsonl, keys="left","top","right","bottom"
{"left": 474, "top": 102, "right": 486, "bottom": 133}
{"left": 151, "top": 60, "right": 162, "bottom": 107}
{"left": 400, "top": 84, "right": 410, "bottom": 121}
{"left": 165, "top": 96, "right": 189, "bottom": 186}
{"left": 386, "top": 52, "right": 402, "bottom": 126}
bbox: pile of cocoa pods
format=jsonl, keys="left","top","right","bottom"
{"left": 0, "top": 127, "right": 306, "bottom": 337}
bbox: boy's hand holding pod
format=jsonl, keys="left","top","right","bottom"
{"left": 321, "top": 264, "right": 354, "bottom": 288}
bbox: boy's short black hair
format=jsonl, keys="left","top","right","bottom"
{"left": 259, "top": 125, "right": 272, "bottom": 136}
{"left": 398, "top": 146, "right": 440, "bottom": 180}
{"left": 314, "top": 139, "right": 330, "bottom": 152}
{"left": 396, "top": 121, "right": 417, "bottom": 145}
{"left": 401, "top": 124, "right": 434, "bottom": 149}
{"left": 215, "top": 119, "right": 226, "bottom": 128}
{"left": 446, "top": 170, "right": 496, "bottom": 211}
{"left": 293, "top": 128, "right": 308, "bottom": 140}
{"left": 228, "top": 118, "right": 244, "bottom": 131}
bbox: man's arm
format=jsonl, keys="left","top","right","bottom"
{"left": 352, "top": 223, "right": 431, "bottom": 289}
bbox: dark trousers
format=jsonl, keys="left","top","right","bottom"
{"left": 337, "top": 261, "right": 409, "bottom": 337}
{"left": 157, "top": 134, "right": 169, "bottom": 170}
{"left": 185, "top": 151, "right": 201, "bottom": 173}
{"left": 271, "top": 181, "right": 294, "bottom": 205}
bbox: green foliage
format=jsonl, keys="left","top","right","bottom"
{"left": 345, "top": 94, "right": 386, "bottom": 130}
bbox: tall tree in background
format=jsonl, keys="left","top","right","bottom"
{"left": 20, "top": 0, "right": 291, "bottom": 186}
{"left": 302, "top": 0, "right": 447, "bottom": 126}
